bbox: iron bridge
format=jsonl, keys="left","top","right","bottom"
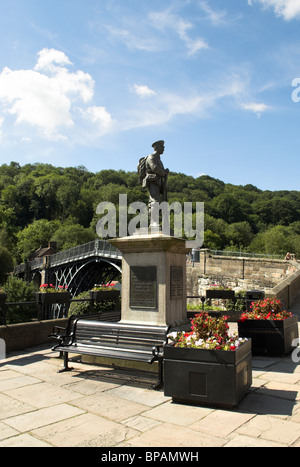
{"left": 14, "top": 240, "right": 122, "bottom": 297}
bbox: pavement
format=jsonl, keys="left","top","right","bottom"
{"left": 0, "top": 296, "right": 300, "bottom": 448}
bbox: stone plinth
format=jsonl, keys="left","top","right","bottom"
{"left": 109, "top": 233, "right": 189, "bottom": 327}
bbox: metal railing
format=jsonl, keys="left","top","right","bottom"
{"left": 188, "top": 249, "right": 285, "bottom": 263}
{"left": 14, "top": 239, "right": 122, "bottom": 273}
{"left": 0, "top": 293, "right": 121, "bottom": 325}
{"left": 48, "top": 239, "right": 121, "bottom": 267}
{"left": 209, "top": 250, "right": 284, "bottom": 260}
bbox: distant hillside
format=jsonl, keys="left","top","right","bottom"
{"left": 0, "top": 162, "right": 299, "bottom": 264}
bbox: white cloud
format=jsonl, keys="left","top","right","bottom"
{"left": 198, "top": 1, "right": 228, "bottom": 25}
{"left": 0, "top": 48, "right": 112, "bottom": 141}
{"left": 248, "top": 0, "right": 300, "bottom": 20}
{"left": 83, "top": 106, "right": 115, "bottom": 134}
{"left": 131, "top": 84, "right": 157, "bottom": 98}
{"left": 240, "top": 102, "right": 270, "bottom": 117}
{"left": 149, "top": 9, "right": 208, "bottom": 56}
{"left": 121, "top": 75, "right": 247, "bottom": 131}
{"left": 0, "top": 66, "right": 73, "bottom": 139}
{"left": 105, "top": 26, "right": 161, "bottom": 52}
{"left": 34, "top": 48, "right": 72, "bottom": 73}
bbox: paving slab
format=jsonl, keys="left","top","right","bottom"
{"left": 236, "top": 414, "right": 300, "bottom": 445}
{"left": 1, "top": 341, "right": 300, "bottom": 447}
{"left": 31, "top": 413, "right": 138, "bottom": 447}
{"left": 3, "top": 381, "right": 82, "bottom": 409}
{"left": 4, "top": 403, "right": 85, "bottom": 432}
{"left": 119, "top": 422, "right": 226, "bottom": 447}
{"left": 71, "top": 392, "right": 150, "bottom": 423}
{"left": 0, "top": 433, "right": 52, "bottom": 447}
{"left": 189, "top": 409, "right": 256, "bottom": 438}
{"left": 0, "top": 393, "right": 35, "bottom": 421}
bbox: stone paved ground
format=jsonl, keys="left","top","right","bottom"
{"left": 1, "top": 330, "right": 300, "bottom": 448}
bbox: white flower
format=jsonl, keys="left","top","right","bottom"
{"left": 167, "top": 332, "right": 178, "bottom": 340}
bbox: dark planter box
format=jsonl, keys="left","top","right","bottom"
{"left": 0, "top": 294, "right": 7, "bottom": 307}
{"left": 89, "top": 290, "right": 120, "bottom": 302}
{"left": 206, "top": 289, "right": 235, "bottom": 300}
{"left": 163, "top": 340, "right": 252, "bottom": 408}
{"left": 238, "top": 315, "right": 299, "bottom": 356}
{"left": 35, "top": 292, "right": 72, "bottom": 305}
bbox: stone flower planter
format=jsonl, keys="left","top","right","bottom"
{"left": 35, "top": 292, "right": 72, "bottom": 305}
{"left": 238, "top": 315, "right": 299, "bottom": 356}
{"left": 163, "top": 340, "right": 252, "bottom": 408}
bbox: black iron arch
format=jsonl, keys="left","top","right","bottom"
{"left": 53, "top": 257, "right": 122, "bottom": 296}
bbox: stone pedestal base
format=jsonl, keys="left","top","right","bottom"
{"left": 110, "top": 233, "right": 190, "bottom": 327}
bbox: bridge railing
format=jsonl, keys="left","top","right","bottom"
{"left": 48, "top": 239, "right": 121, "bottom": 267}
{"left": 14, "top": 240, "right": 122, "bottom": 274}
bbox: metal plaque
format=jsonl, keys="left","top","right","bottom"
{"left": 170, "top": 266, "right": 183, "bottom": 299}
{"left": 130, "top": 266, "right": 157, "bottom": 309}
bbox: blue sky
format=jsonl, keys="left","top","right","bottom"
{"left": 0, "top": 0, "right": 300, "bottom": 191}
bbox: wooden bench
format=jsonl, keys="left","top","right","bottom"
{"left": 51, "top": 318, "right": 169, "bottom": 389}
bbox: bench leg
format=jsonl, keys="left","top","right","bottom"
{"left": 58, "top": 352, "right": 73, "bottom": 373}
{"left": 153, "top": 359, "right": 164, "bottom": 391}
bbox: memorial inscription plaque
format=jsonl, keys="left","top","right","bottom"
{"left": 130, "top": 266, "right": 157, "bottom": 309}
{"left": 170, "top": 266, "right": 183, "bottom": 299}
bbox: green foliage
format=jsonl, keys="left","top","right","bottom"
{"left": 68, "top": 291, "right": 119, "bottom": 317}
{"left": 51, "top": 223, "right": 95, "bottom": 251}
{"left": 2, "top": 276, "right": 38, "bottom": 324}
{"left": 0, "top": 246, "right": 14, "bottom": 284}
{"left": 0, "top": 162, "right": 298, "bottom": 262}
{"left": 16, "top": 219, "right": 60, "bottom": 261}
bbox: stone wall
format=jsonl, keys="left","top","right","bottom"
{"left": 268, "top": 268, "right": 300, "bottom": 308}
{"left": 0, "top": 318, "right": 68, "bottom": 353}
{"left": 187, "top": 249, "right": 299, "bottom": 301}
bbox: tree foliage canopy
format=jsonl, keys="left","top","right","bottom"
{"left": 0, "top": 161, "right": 299, "bottom": 276}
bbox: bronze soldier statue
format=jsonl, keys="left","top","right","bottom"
{"left": 138, "top": 140, "right": 169, "bottom": 227}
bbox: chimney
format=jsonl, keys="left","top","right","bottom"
{"left": 48, "top": 241, "right": 57, "bottom": 251}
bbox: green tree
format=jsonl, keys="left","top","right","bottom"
{"left": 51, "top": 223, "right": 95, "bottom": 250}
{"left": 0, "top": 246, "right": 14, "bottom": 284}
{"left": 3, "top": 276, "right": 38, "bottom": 324}
{"left": 17, "top": 219, "right": 60, "bottom": 261}
{"left": 210, "top": 193, "right": 251, "bottom": 224}
{"left": 249, "top": 225, "right": 295, "bottom": 256}
{"left": 225, "top": 222, "right": 254, "bottom": 250}
{"left": 204, "top": 230, "right": 223, "bottom": 250}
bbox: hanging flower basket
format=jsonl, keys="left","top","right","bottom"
{"left": 164, "top": 312, "right": 252, "bottom": 408}
{"left": 238, "top": 297, "right": 299, "bottom": 355}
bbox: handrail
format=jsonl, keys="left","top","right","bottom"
{"left": 14, "top": 239, "right": 122, "bottom": 272}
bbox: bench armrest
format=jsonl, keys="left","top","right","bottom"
{"left": 152, "top": 345, "right": 164, "bottom": 361}
{"left": 51, "top": 329, "right": 75, "bottom": 350}
{"left": 49, "top": 325, "right": 67, "bottom": 337}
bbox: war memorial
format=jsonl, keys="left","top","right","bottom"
{"left": 0, "top": 141, "right": 300, "bottom": 448}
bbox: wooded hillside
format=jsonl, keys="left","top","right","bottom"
{"left": 0, "top": 161, "right": 299, "bottom": 277}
